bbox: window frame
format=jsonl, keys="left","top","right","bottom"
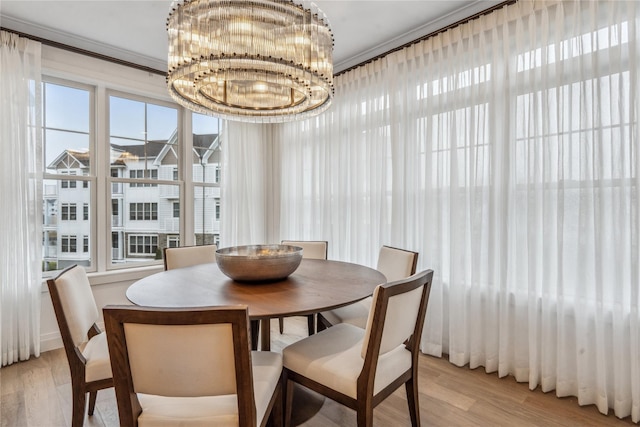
{"left": 40, "top": 67, "right": 221, "bottom": 278}
{"left": 42, "top": 77, "right": 96, "bottom": 274}
{"left": 106, "top": 89, "right": 183, "bottom": 270}
{"left": 128, "top": 234, "right": 159, "bottom": 256}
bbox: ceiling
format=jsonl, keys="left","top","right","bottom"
{"left": 0, "top": 0, "right": 503, "bottom": 74}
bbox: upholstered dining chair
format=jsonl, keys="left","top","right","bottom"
{"left": 279, "top": 240, "right": 328, "bottom": 335}
{"left": 47, "top": 265, "right": 113, "bottom": 427}
{"left": 103, "top": 304, "right": 283, "bottom": 427}
{"left": 317, "top": 245, "right": 418, "bottom": 330}
{"left": 163, "top": 243, "right": 217, "bottom": 270}
{"left": 283, "top": 270, "right": 433, "bottom": 427}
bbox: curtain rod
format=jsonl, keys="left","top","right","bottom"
{"left": 0, "top": 27, "right": 167, "bottom": 76}
{"left": 3, "top": 0, "right": 516, "bottom": 79}
{"left": 335, "top": 0, "right": 516, "bottom": 77}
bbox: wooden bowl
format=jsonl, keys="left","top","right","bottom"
{"left": 216, "top": 244, "right": 303, "bottom": 282}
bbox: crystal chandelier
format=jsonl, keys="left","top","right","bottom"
{"left": 167, "top": 0, "right": 334, "bottom": 123}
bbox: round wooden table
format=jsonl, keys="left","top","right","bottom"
{"left": 126, "top": 259, "right": 385, "bottom": 350}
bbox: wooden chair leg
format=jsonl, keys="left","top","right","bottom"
{"left": 284, "top": 375, "right": 295, "bottom": 427}
{"left": 279, "top": 317, "right": 284, "bottom": 334}
{"left": 87, "top": 390, "right": 98, "bottom": 415}
{"left": 71, "top": 384, "right": 86, "bottom": 427}
{"left": 405, "top": 375, "right": 420, "bottom": 427}
{"left": 270, "top": 377, "right": 284, "bottom": 427}
{"left": 250, "top": 319, "right": 259, "bottom": 350}
{"left": 306, "top": 314, "right": 315, "bottom": 335}
{"left": 356, "top": 406, "right": 374, "bottom": 427}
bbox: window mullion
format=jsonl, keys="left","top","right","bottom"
{"left": 182, "top": 109, "right": 195, "bottom": 245}
{"left": 95, "top": 85, "right": 108, "bottom": 272}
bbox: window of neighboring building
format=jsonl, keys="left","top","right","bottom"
{"left": 61, "top": 171, "right": 77, "bottom": 188}
{"left": 83, "top": 236, "right": 89, "bottom": 253}
{"left": 167, "top": 235, "right": 179, "bottom": 248}
{"left": 83, "top": 203, "right": 89, "bottom": 221}
{"left": 129, "top": 169, "right": 158, "bottom": 187}
{"left": 61, "top": 235, "right": 77, "bottom": 253}
{"left": 128, "top": 235, "right": 158, "bottom": 255}
{"left": 173, "top": 202, "right": 180, "bottom": 218}
{"left": 129, "top": 202, "right": 158, "bottom": 221}
{"left": 61, "top": 203, "right": 77, "bottom": 221}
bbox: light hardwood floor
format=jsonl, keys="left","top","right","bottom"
{"left": 1, "top": 317, "right": 636, "bottom": 427}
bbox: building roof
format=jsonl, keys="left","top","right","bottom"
{"left": 48, "top": 134, "right": 218, "bottom": 169}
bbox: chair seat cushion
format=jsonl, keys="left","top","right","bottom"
{"left": 283, "top": 323, "right": 411, "bottom": 399}
{"left": 81, "top": 331, "right": 112, "bottom": 382}
{"left": 136, "top": 351, "right": 282, "bottom": 427}
{"left": 320, "top": 297, "right": 371, "bottom": 329}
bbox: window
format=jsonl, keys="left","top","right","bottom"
{"left": 61, "top": 172, "right": 77, "bottom": 189}
{"left": 129, "top": 203, "right": 158, "bottom": 221}
{"left": 61, "top": 203, "right": 77, "bottom": 221}
{"left": 109, "top": 93, "right": 180, "bottom": 266}
{"left": 42, "top": 80, "right": 93, "bottom": 272}
{"left": 128, "top": 235, "right": 158, "bottom": 255}
{"left": 61, "top": 235, "right": 77, "bottom": 253}
{"left": 192, "top": 113, "right": 221, "bottom": 246}
{"left": 41, "top": 75, "right": 224, "bottom": 276}
{"left": 129, "top": 169, "right": 158, "bottom": 187}
{"left": 167, "top": 235, "right": 180, "bottom": 248}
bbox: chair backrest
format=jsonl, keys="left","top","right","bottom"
{"left": 47, "top": 264, "right": 100, "bottom": 349}
{"left": 360, "top": 270, "right": 433, "bottom": 360}
{"left": 281, "top": 240, "right": 328, "bottom": 260}
{"left": 103, "top": 305, "right": 256, "bottom": 425}
{"left": 376, "top": 245, "right": 419, "bottom": 282}
{"left": 163, "top": 244, "right": 217, "bottom": 270}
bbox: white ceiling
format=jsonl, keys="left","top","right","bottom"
{"left": 0, "top": 0, "right": 503, "bottom": 73}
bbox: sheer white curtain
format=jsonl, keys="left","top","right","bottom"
{"left": 274, "top": 1, "right": 640, "bottom": 420}
{"left": 220, "top": 120, "right": 272, "bottom": 246}
{"left": 0, "top": 31, "right": 43, "bottom": 366}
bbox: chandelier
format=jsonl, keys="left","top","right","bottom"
{"left": 167, "top": 0, "right": 334, "bottom": 123}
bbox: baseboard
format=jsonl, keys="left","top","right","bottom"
{"left": 40, "top": 332, "right": 63, "bottom": 353}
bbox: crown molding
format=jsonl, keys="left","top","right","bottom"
{"left": 0, "top": 14, "right": 167, "bottom": 73}
{"left": 333, "top": 0, "right": 505, "bottom": 74}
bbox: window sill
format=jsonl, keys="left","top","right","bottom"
{"left": 40, "top": 264, "right": 164, "bottom": 292}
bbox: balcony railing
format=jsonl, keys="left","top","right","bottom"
{"left": 43, "top": 216, "right": 58, "bottom": 227}
{"left": 43, "top": 184, "right": 58, "bottom": 197}
{"left": 159, "top": 185, "right": 180, "bottom": 198}
{"left": 112, "top": 248, "right": 124, "bottom": 261}
{"left": 43, "top": 245, "right": 57, "bottom": 257}
{"left": 112, "top": 182, "right": 123, "bottom": 195}
{"left": 112, "top": 215, "right": 123, "bottom": 227}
